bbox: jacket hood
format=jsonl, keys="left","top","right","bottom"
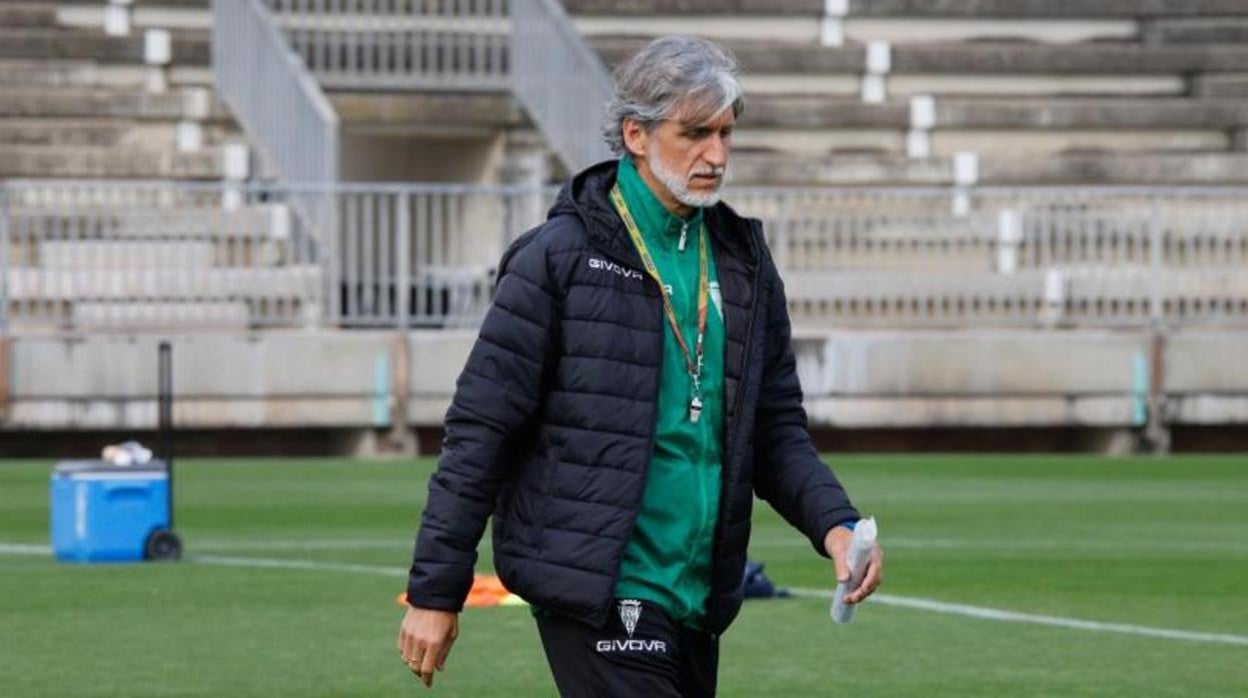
{"left": 549, "top": 159, "right": 759, "bottom": 268}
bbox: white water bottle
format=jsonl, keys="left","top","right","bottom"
{"left": 830, "top": 517, "right": 878, "bottom": 624}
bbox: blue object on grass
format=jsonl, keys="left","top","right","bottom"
{"left": 50, "top": 460, "right": 170, "bottom": 563}
{"left": 742, "top": 560, "right": 791, "bottom": 599}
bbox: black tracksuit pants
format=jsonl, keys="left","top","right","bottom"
{"left": 536, "top": 599, "right": 719, "bottom": 697}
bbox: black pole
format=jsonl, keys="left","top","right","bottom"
{"left": 158, "top": 340, "right": 174, "bottom": 528}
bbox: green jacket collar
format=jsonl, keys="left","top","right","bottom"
{"left": 616, "top": 156, "right": 704, "bottom": 249}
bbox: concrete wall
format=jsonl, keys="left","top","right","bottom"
{"left": 2, "top": 329, "right": 1245, "bottom": 452}
{"left": 1165, "top": 332, "right": 1248, "bottom": 424}
{"left": 5, "top": 332, "right": 421, "bottom": 430}
{"left": 794, "top": 330, "right": 1150, "bottom": 427}
{"left": 339, "top": 132, "right": 504, "bottom": 183}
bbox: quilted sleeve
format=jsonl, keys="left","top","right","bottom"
{"left": 406, "top": 230, "right": 558, "bottom": 611}
{"left": 751, "top": 255, "right": 859, "bottom": 559}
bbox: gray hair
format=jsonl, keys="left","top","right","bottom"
{"left": 603, "top": 35, "right": 746, "bottom": 157}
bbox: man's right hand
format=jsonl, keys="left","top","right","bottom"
{"left": 397, "top": 605, "right": 459, "bottom": 688}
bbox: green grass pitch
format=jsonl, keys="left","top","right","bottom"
{"left": 1, "top": 455, "right": 1245, "bottom": 696}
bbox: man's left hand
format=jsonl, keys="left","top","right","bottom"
{"left": 823, "top": 526, "right": 884, "bottom": 604}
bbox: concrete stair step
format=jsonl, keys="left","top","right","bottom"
{"left": 933, "top": 97, "right": 1248, "bottom": 130}
{"left": 53, "top": 0, "right": 209, "bottom": 7}
{"left": 788, "top": 269, "right": 1050, "bottom": 299}
{"left": 743, "top": 95, "right": 1248, "bottom": 130}
{"left": 329, "top": 91, "right": 521, "bottom": 130}
{"left": 7, "top": 265, "right": 323, "bottom": 301}
{"left": 877, "top": 75, "right": 1184, "bottom": 99}
{"left": 785, "top": 269, "right": 1248, "bottom": 299}
{"left": 735, "top": 127, "right": 1229, "bottom": 158}
{"left": 929, "top": 129, "right": 1228, "bottom": 157}
{"left": 0, "top": 119, "right": 135, "bottom": 148}
{"left": 8, "top": 205, "right": 283, "bottom": 240}
{"left": 1193, "top": 74, "right": 1248, "bottom": 98}
{"left": 0, "top": 145, "right": 225, "bottom": 179}
{"left": 886, "top": 43, "right": 1248, "bottom": 76}
{"left": 736, "top": 73, "right": 1184, "bottom": 98}
{"left": 0, "top": 119, "right": 236, "bottom": 148}
{"left": 781, "top": 268, "right": 1248, "bottom": 328}
{"left": 573, "top": 14, "right": 821, "bottom": 44}
{"left": 0, "top": 86, "right": 229, "bottom": 121}
{"left": 71, "top": 301, "right": 254, "bottom": 330}
{"left": 568, "top": 0, "right": 1246, "bottom": 18}
{"left": 594, "top": 37, "right": 1248, "bottom": 77}
{"left": 593, "top": 36, "right": 861, "bottom": 73}
{"left": 55, "top": 3, "right": 213, "bottom": 31}
{"left": 22, "top": 237, "right": 291, "bottom": 268}
{"left": 0, "top": 59, "right": 213, "bottom": 88}
{"left": 773, "top": 236, "right": 1248, "bottom": 274}
{"left": 832, "top": 17, "right": 1137, "bottom": 45}
{"left": 746, "top": 96, "right": 906, "bottom": 128}
{"left": 9, "top": 238, "right": 290, "bottom": 269}
{"left": 564, "top": 0, "right": 817, "bottom": 14}
{"left": 845, "top": 0, "right": 1248, "bottom": 19}
{"left": 0, "top": 3, "right": 58, "bottom": 28}
{"left": 1144, "top": 18, "right": 1248, "bottom": 44}
{"left": 38, "top": 240, "right": 217, "bottom": 269}
{"left": 573, "top": 8, "right": 1135, "bottom": 44}
{"left": 732, "top": 151, "right": 950, "bottom": 185}
{"left": 983, "top": 152, "right": 1248, "bottom": 185}
{"left": 730, "top": 151, "right": 1248, "bottom": 185}
{"left": 0, "top": 28, "right": 209, "bottom": 65}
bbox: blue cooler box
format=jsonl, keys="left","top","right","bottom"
{"left": 50, "top": 460, "right": 170, "bottom": 563}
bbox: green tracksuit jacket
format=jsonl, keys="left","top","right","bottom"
{"left": 612, "top": 156, "right": 726, "bottom": 628}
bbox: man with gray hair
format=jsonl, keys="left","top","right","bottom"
{"left": 399, "top": 35, "right": 882, "bottom": 695}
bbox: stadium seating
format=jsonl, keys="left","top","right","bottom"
{"left": 567, "top": 0, "right": 1248, "bottom": 185}
{"left": 546, "top": 0, "right": 1248, "bottom": 337}
{"left": 0, "top": 2, "right": 221, "bottom": 179}
{"left": 0, "top": 0, "right": 327, "bottom": 330}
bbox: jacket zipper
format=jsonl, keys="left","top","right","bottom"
{"left": 705, "top": 220, "right": 763, "bottom": 634}
{"left": 583, "top": 222, "right": 759, "bottom": 631}
{"left": 591, "top": 240, "right": 666, "bottom": 626}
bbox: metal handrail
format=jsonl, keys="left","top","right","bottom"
{"left": 213, "top": 0, "right": 342, "bottom": 320}
{"left": 212, "top": 0, "right": 340, "bottom": 192}
{"left": 0, "top": 182, "right": 9, "bottom": 335}
{"left": 4, "top": 179, "right": 1248, "bottom": 334}
{"left": 511, "top": 0, "right": 613, "bottom": 171}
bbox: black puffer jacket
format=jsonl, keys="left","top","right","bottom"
{"left": 407, "top": 160, "right": 858, "bottom": 634}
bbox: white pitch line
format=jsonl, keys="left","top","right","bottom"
{"left": 4, "top": 542, "right": 1246, "bottom": 648}
{"left": 192, "top": 538, "right": 413, "bottom": 552}
{"left": 190, "top": 554, "right": 405, "bottom": 578}
{"left": 0, "top": 542, "right": 405, "bottom": 577}
{"left": 0, "top": 542, "right": 51, "bottom": 555}
{"left": 751, "top": 536, "right": 1248, "bottom": 554}
{"left": 789, "top": 588, "right": 1248, "bottom": 647}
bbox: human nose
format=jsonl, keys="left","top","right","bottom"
{"left": 703, "top": 133, "right": 729, "bottom": 168}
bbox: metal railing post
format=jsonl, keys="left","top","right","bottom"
{"left": 396, "top": 193, "right": 411, "bottom": 331}
{"left": 1, "top": 182, "right": 1245, "bottom": 333}
{"left": 266, "top": 0, "right": 508, "bottom": 91}
{"left": 0, "top": 183, "right": 10, "bottom": 336}
{"left": 1149, "top": 195, "right": 1164, "bottom": 330}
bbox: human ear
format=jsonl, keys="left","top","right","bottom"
{"left": 622, "top": 119, "right": 649, "bottom": 159}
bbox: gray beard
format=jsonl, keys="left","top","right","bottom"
{"left": 647, "top": 150, "right": 727, "bottom": 209}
